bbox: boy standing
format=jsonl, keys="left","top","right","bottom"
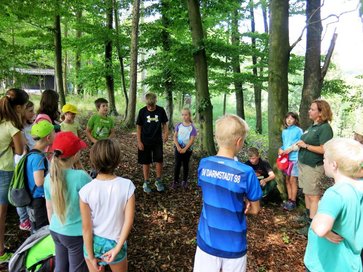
{"left": 245, "top": 147, "right": 276, "bottom": 199}
{"left": 136, "top": 93, "right": 168, "bottom": 193}
{"left": 27, "top": 120, "right": 55, "bottom": 232}
{"left": 60, "top": 103, "right": 81, "bottom": 137}
{"left": 194, "top": 115, "right": 262, "bottom": 272}
{"left": 86, "top": 98, "right": 115, "bottom": 144}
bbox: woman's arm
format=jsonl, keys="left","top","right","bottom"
{"left": 102, "top": 194, "right": 136, "bottom": 263}
{"left": 12, "top": 131, "right": 24, "bottom": 155}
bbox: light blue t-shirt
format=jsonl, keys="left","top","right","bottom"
{"left": 197, "top": 156, "right": 262, "bottom": 258}
{"left": 281, "top": 125, "right": 303, "bottom": 161}
{"left": 26, "top": 152, "right": 48, "bottom": 198}
{"left": 304, "top": 182, "right": 363, "bottom": 272}
{"left": 175, "top": 122, "right": 197, "bottom": 149}
{"left": 44, "top": 169, "right": 91, "bottom": 236}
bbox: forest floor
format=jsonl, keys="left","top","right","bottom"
{"left": 1, "top": 125, "right": 307, "bottom": 272}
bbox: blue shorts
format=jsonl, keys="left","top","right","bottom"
{"left": 84, "top": 235, "right": 127, "bottom": 266}
{"left": 0, "top": 171, "right": 13, "bottom": 204}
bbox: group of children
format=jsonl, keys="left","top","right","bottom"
{"left": 1, "top": 87, "right": 363, "bottom": 272}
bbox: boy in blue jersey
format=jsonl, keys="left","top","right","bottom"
{"left": 194, "top": 114, "right": 262, "bottom": 272}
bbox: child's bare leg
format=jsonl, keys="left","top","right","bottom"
{"left": 290, "top": 176, "right": 298, "bottom": 202}
{"left": 110, "top": 258, "right": 127, "bottom": 272}
{"left": 285, "top": 175, "right": 292, "bottom": 200}
{"left": 156, "top": 162, "right": 162, "bottom": 179}
{"left": 143, "top": 164, "right": 150, "bottom": 181}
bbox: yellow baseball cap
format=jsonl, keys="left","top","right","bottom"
{"left": 61, "top": 103, "right": 78, "bottom": 114}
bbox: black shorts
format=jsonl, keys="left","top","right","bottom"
{"left": 138, "top": 143, "right": 163, "bottom": 164}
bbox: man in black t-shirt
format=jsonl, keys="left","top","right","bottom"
{"left": 136, "top": 92, "right": 169, "bottom": 193}
{"left": 245, "top": 147, "right": 276, "bottom": 198}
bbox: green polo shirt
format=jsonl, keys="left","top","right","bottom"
{"left": 298, "top": 122, "right": 333, "bottom": 167}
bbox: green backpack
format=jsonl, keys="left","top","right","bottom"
{"left": 8, "top": 150, "right": 48, "bottom": 207}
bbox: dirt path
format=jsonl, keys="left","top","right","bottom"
{"left": 1, "top": 128, "right": 307, "bottom": 272}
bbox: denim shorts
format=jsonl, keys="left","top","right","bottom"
{"left": 84, "top": 235, "right": 127, "bottom": 265}
{"left": 0, "top": 171, "right": 13, "bottom": 204}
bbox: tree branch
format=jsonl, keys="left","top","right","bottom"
{"left": 321, "top": 31, "right": 337, "bottom": 81}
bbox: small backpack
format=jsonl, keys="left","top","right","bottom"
{"left": 8, "top": 150, "right": 48, "bottom": 207}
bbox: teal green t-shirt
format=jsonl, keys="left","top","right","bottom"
{"left": 87, "top": 114, "right": 114, "bottom": 140}
{"left": 44, "top": 169, "right": 91, "bottom": 236}
{"left": 304, "top": 182, "right": 363, "bottom": 272}
{"left": 298, "top": 122, "right": 333, "bottom": 167}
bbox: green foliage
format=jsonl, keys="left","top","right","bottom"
{"left": 321, "top": 79, "right": 351, "bottom": 96}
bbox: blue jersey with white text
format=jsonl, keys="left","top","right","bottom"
{"left": 197, "top": 156, "right": 262, "bottom": 258}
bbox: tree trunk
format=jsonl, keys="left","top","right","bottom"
{"left": 74, "top": 9, "right": 82, "bottom": 95}
{"left": 161, "top": 0, "right": 174, "bottom": 130}
{"left": 54, "top": 6, "right": 66, "bottom": 107}
{"left": 62, "top": 20, "right": 68, "bottom": 94}
{"left": 268, "top": 0, "right": 289, "bottom": 163}
{"left": 250, "top": 0, "right": 262, "bottom": 133}
{"left": 232, "top": 0, "right": 245, "bottom": 119}
{"left": 105, "top": 0, "right": 118, "bottom": 116}
{"left": 113, "top": 0, "right": 128, "bottom": 118}
{"left": 187, "top": 0, "right": 216, "bottom": 155}
{"left": 299, "top": 0, "right": 322, "bottom": 130}
{"left": 124, "top": 0, "right": 140, "bottom": 128}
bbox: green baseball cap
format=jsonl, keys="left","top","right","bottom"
{"left": 31, "top": 120, "right": 54, "bottom": 139}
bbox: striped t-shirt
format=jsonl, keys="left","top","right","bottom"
{"left": 197, "top": 156, "right": 262, "bottom": 258}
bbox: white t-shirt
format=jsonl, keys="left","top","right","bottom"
{"left": 79, "top": 177, "right": 135, "bottom": 241}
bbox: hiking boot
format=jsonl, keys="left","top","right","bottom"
{"left": 283, "top": 201, "right": 296, "bottom": 211}
{"left": 296, "top": 214, "right": 309, "bottom": 224}
{"left": 19, "top": 218, "right": 31, "bottom": 231}
{"left": 0, "top": 252, "right": 13, "bottom": 264}
{"left": 143, "top": 182, "right": 152, "bottom": 193}
{"left": 155, "top": 180, "right": 165, "bottom": 192}
{"left": 171, "top": 182, "right": 179, "bottom": 190}
{"left": 181, "top": 180, "right": 188, "bottom": 189}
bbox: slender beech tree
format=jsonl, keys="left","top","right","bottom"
{"left": 105, "top": 0, "right": 118, "bottom": 116}
{"left": 161, "top": 0, "right": 174, "bottom": 130}
{"left": 267, "top": 0, "right": 289, "bottom": 163}
{"left": 63, "top": 20, "right": 68, "bottom": 94}
{"left": 114, "top": 0, "right": 128, "bottom": 118}
{"left": 74, "top": 9, "right": 82, "bottom": 95}
{"left": 187, "top": 0, "right": 216, "bottom": 155}
{"left": 124, "top": 0, "right": 141, "bottom": 128}
{"left": 54, "top": 0, "right": 66, "bottom": 106}
{"left": 299, "top": 0, "right": 336, "bottom": 129}
{"left": 231, "top": 0, "right": 245, "bottom": 119}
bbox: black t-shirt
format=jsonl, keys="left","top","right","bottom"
{"left": 244, "top": 159, "right": 272, "bottom": 180}
{"left": 136, "top": 105, "right": 168, "bottom": 145}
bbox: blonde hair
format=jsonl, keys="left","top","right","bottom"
{"left": 312, "top": 99, "right": 332, "bottom": 123}
{"left": 182, "top": 108, "right": 193, "bottom": 123}
{"left": 324, "top": 138, "right": 363, "bottom": 179}
{"left": 50, "top": 154, "right": 73, "bottom": 224}
{"left": 215, "top": 114, "right": 249, "bottom": 148}
{"left": 145, "top": 92, "right": 157, "bottom": 106}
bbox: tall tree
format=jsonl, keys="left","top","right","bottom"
{"left": 105, "top": 0, "right": 118, "bottom": 116}
{"left": 267, "top": 0, "right": 289, "bottom": 162}
{"left": 114, "top": 0, "right": 128, "bottom": 118}
{"left": 231, "top": 0, "right": 245, "bottom": 119}
{"left": 124, "top": 0, "right": 141, "bottom": 127}
{"left": 250, "top": 0, "right": 262, "bottom": 133}
{"left": 187, "top": 0, "right": 216, "bottom": 155}
{"left": 54, "top": 0, "right": 66, "bottom": 106}
{"left": 63, "top": 20, "right": 68, "bottom": 94}
{"left": 161, "top": 0, "right": 174, "bottom": 130}
{"left": 299, "top": 0, "right": 336, "bottom": 129}
{"left": 74, "top": 9, "right": 83, "bottom": 95}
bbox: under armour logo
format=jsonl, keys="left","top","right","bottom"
{"left": 146, "top": 115, "right": 159, "bottom": 123}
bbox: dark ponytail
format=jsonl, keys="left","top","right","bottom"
{"left": 0, "top": 88, "right": 29, "bottom": 129}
